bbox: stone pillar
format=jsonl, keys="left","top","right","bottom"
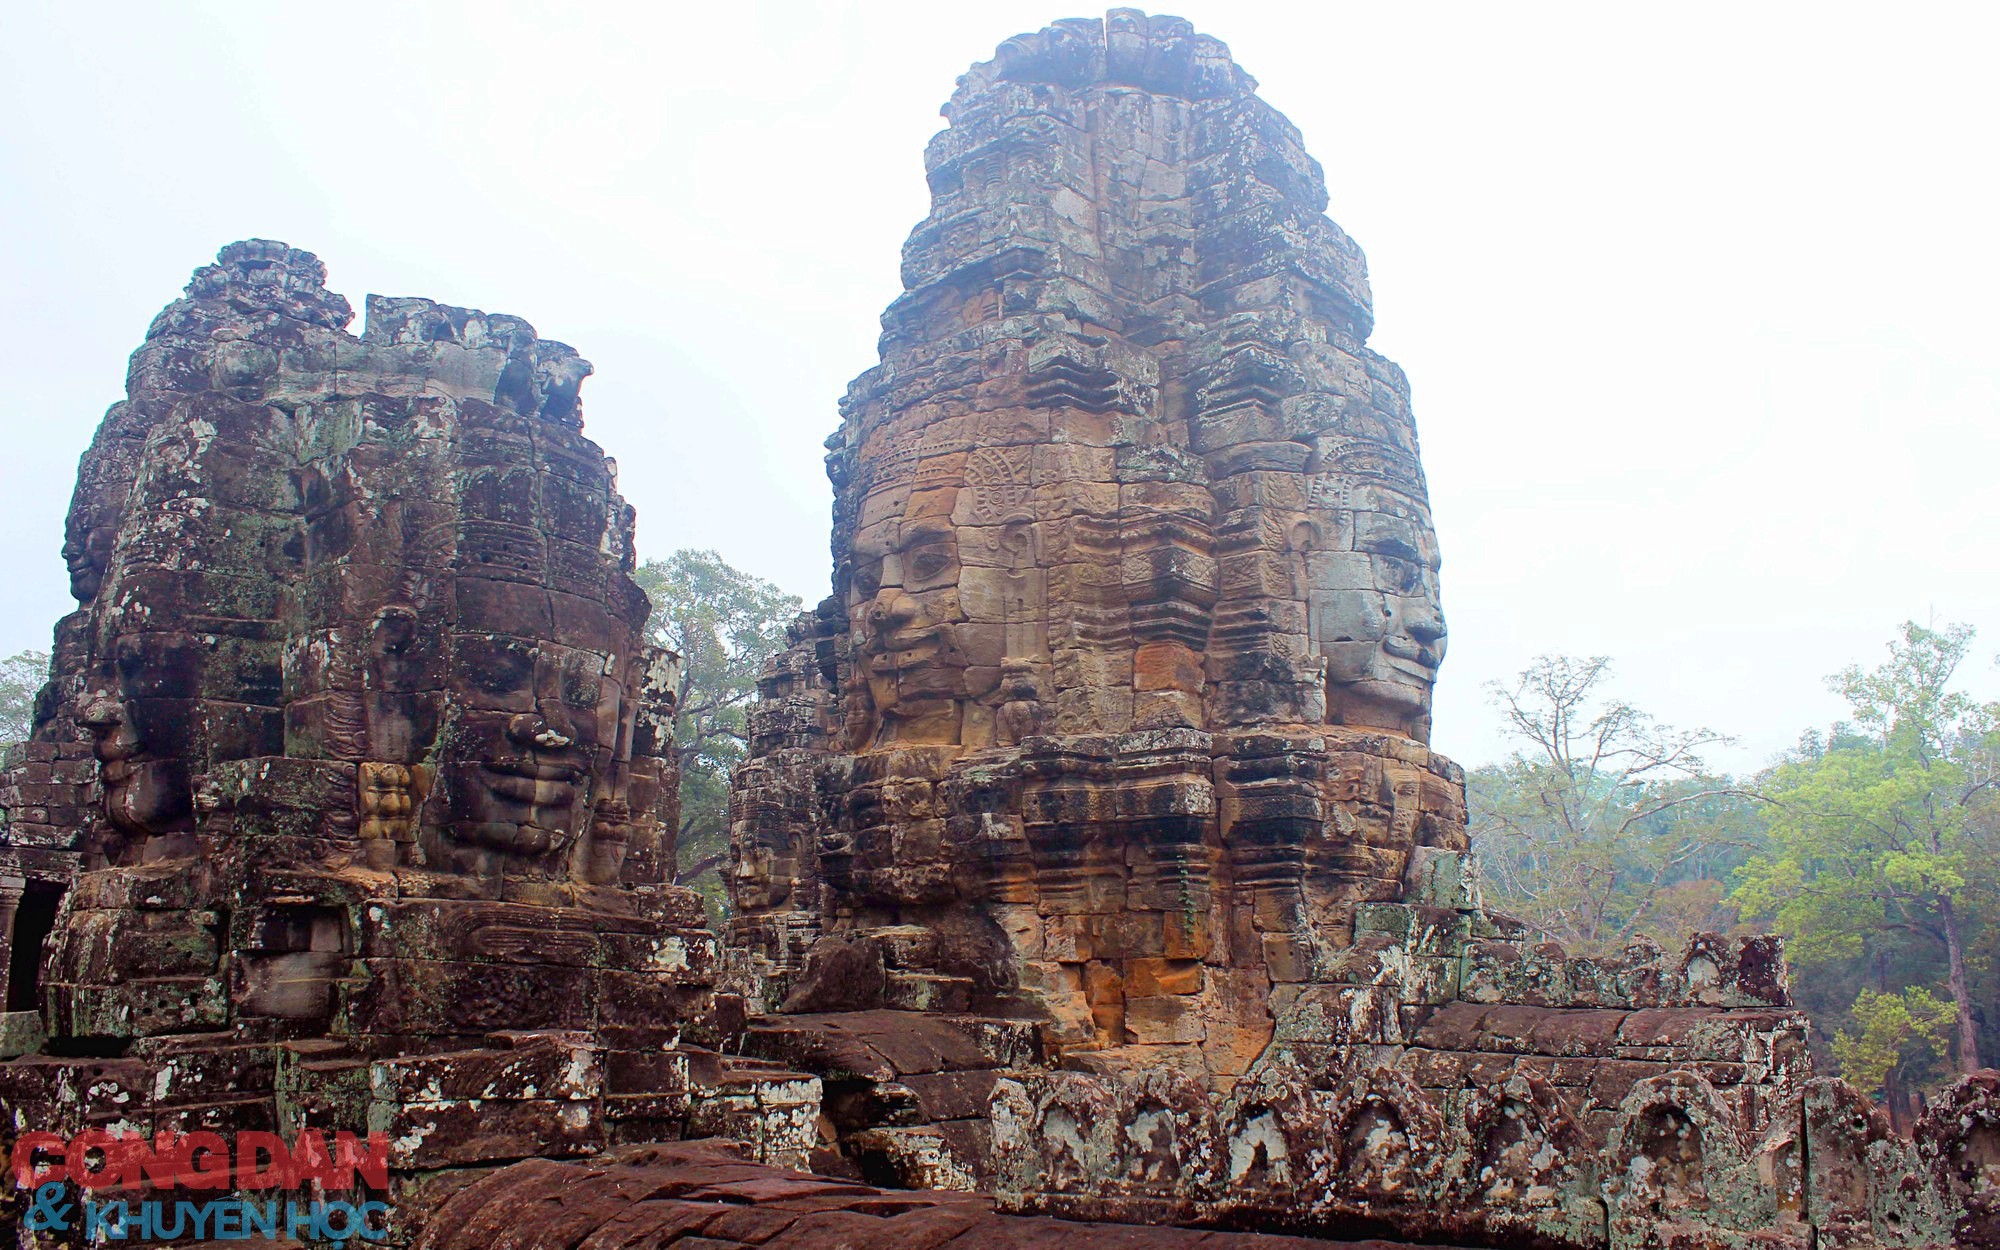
{"left": 0, "top": 875, "right": 25, "bottom": 1000}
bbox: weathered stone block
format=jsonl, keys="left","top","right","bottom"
{"left": 884, "top": 973, "right": 974, "bottom": 1013}
{"left": 1124, "top": 956, "right": 1203, "bottom": 997}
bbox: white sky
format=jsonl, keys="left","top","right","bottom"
{"left": 3, "top": 2, "right": 1995, "bottom": 773}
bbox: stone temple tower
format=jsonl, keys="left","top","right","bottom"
{"left": 730, "top": 7, "right": 1465, "bottom": 1085}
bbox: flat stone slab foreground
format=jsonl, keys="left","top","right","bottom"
{"left": 410, "top": 1140, "right": 1476, "bottom": 1250}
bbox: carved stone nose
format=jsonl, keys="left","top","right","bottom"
{"left": 1408, "top": 614, "right": 1446, "bottom": 645}
{"left": 872, "top": 592, "right": 918, "bottom": 630}
{"left": 78, "top": 697, "right": 124, "bottom": 729}
{"left": 507, "top": 712, "right": 571, "bottom": 749}
{"left": 508, "top": 703, "right": 578, "bottom": 750}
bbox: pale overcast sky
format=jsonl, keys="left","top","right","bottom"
{"left": 3, "top": 2, "right": 1995, "bottom": 772}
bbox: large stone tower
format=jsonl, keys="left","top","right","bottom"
{"left": 730, "top": 8, "right": 1465, "bottom": 1084}
{"left": 719, "top": 22, "right": 1989, "bottom": 1249}
{"left": 0, "top": 246, "right": 759, "bottom": 1198}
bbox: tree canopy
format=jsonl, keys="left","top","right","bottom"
{"left": 1470, "top": 654, "right": 1759, "bottom": 954}
{"left": 0, "top": 648, "right": 48, "bottom": 768}
{"left": 1734, "top": 621, "right": 1999, "bottom": 1082}
{"left": 1470, "top": 625, "right": 2000, "bottom": 1114}
{"left": 633, "top": 550, "right": 803, "bottom": 918}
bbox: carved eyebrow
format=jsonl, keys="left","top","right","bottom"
{"left": 1358, "top": 534, "right": 1419, "bottom": 560}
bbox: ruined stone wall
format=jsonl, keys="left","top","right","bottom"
{"left": 985, "top": 886, "right": 1835, "bottom": 1245}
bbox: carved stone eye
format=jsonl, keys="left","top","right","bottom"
{"left": 562, "top": 650, "right": 607, "bottom": 707}
{"left": 1378, "top": 556, "right": 1420, "bottom": 595}
{"left": 908, "top": 545, "right": 952, "bottom": 582}
{"left": 475, "top": 645, "right": 534, "bottom": 696}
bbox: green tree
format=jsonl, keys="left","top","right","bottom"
{"left": 0, "top": 649, "right": 49, "bottom": 767}
{"left": 1471, "top": 655, "right": 1760, "bottom": 953}
{"left": 1735, "top": 621, "right": 1999, "bottom": 1075}
{"left": 1830, "top": 987, "right": 1959, "bottom": 1102}
{"left": 632, "top": 551, "right": 802, "bottom": 916}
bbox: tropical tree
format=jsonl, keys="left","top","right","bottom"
{"left": 1829, "top": 987, "right": 1960, "bottom": 1112}
{"left": 0, "top": 649, "right": 49, "bottom": 768}
{"left": 1470, "top": 655, "right": 1760, "bottom": 953}
{"left": 1734, "top": 621, "right": 1999, "bottom": 1076}
{"left": 632, "top": 551, "right": 802, "bottom": 916}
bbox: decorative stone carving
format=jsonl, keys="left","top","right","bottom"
{"left": 717, "top": 12, "right": 1996, "bottom": 1250}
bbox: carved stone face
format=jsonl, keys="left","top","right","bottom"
{"left": 849, "top": 519, "right": 967, "bottom": 745}
{"left": 437, "top": 639, "right": 621, "bottom": 863}
{"left": 77, "top": 692, "right": 191, "bottom": 843}
{"left": 731, "top": 841, "right": 790, "bottom": 910}
{"left": 76, "top": 610, "right": 235, "bottom": 852}
{"left": 1314, "top": 556, "right": 1446, "bottom": 735}
{"left": 59, "top": 422, "right": 144, "bottom": 605}
{"left": 1306, "top": 452, "right": 1448, "bottom": 742}
{"left": 31, "top": 244, "right": 716, "bottom": 1061}
{"left": 61, "top": 517, "right": 116, "bottom": 604}
{"left": 728, "top": 20, "right": 1486, "bottom": 1086}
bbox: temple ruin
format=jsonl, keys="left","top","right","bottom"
{"left": 1, "top": 11, "right": 1994, "bottom": 1250}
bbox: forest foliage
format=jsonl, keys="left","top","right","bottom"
{"left": 1473, "top": 622, "right": 1998, "bottom": 1119}
{"left": 632, "top": 549, "right": 803, "bottom": 920}
{"left": 0, "top": 648, "right": 46, "bottom": 766}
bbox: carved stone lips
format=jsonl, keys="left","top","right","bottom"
{"left": 480, "top": 759, "right": 583, "bottom": 805}
{"left": 868, "top": 627, "right": 941, "bottom": 665}
{"left": 1382, "top": 636, "right": 1440, "bottom": 669}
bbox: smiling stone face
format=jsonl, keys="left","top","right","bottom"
{"left": 76, "top": 690, "right": 191, "bottom": 845}
{"left": 276, "top": 294, "right": 677, "bottom": 888}
{"left": 21, "top": 243, "right": 352, "bottom": 865}
{"left": 435, "top": 639, "right": 620, "bottom": 866}
{"left": 12, "top": 242, "right": 730, "bottom": 1095}
{"left": 61, "top": 460, "right": 125, "bottom": 603}
{"left": 72, "top": 407, "right": 297, "bottom": 860}
{"left": 21, "top": 245, "right": 685, "bottom": 896}
{"left": 848, "top": 518, "right": 968, "bottom": 746}
{"left": 1305, "top": 447, "right": 1448, "bottom": 743}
